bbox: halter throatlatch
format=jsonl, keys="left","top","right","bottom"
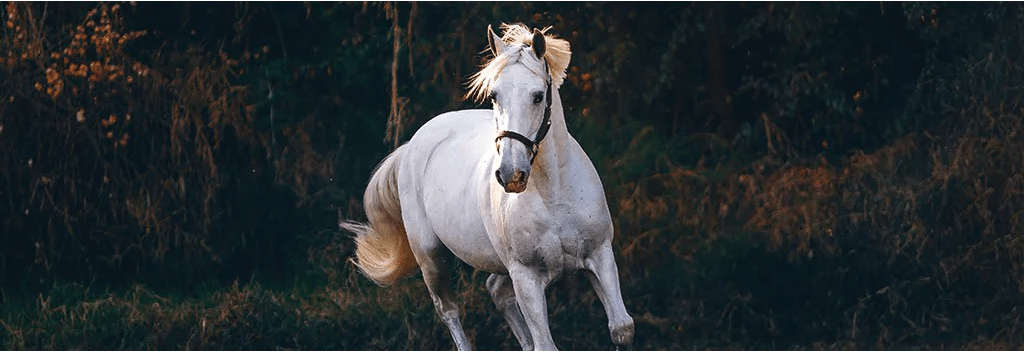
{"left": 495, "top": 60, "right": 553, "bottom": 165}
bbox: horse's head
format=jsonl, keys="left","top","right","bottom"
{"left": 485, "top": 25, "right": 552, "bottom": 193}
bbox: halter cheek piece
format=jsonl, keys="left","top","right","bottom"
{"left": 494, "top": 61, "right": 553, "bottom": 165}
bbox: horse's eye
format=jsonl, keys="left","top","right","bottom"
{"left": 489, "top": 92, "right": 497, "bottom": 102}
{"left": 533, "top": 92, "right": 544, "bottom": 104}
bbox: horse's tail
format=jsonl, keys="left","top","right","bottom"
{"left": 340, "top": 145, "right": 419, "bottom": 286}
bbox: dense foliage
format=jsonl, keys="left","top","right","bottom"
{"left": 2, "top": 2, "right": 1024, "bottom": 349}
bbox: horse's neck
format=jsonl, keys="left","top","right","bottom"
{"left": 533, "top": 88, "right": 570, "bottom": 198}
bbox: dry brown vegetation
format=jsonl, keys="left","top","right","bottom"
{"left": 0, "top": 2, "right": 336, "bottom": 288}
{"left": 605, "top": 52, "right": 1024, "bottom": 349}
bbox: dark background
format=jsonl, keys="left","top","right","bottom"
{"left": 2, "top": 2, "right": 1024, "bottom": 350}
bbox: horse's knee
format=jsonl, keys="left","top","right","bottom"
{"left": 486, "top": 275, "right": 519, "bottom": 310}
{"left": 486, "top": 274, "right": 512, "bottom": 297}
{"left": 610, "top": 317, "right": 634, "bottom": 347}
{"left": 486, "top": 274, "right": 502, "bottom": 293}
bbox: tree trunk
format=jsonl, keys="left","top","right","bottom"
{"left": 706, "top": 4, "right": 734, "bottom": 136}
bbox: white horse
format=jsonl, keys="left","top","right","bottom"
{"left": 340, "top": 23, "right": 634, "bottom": 351}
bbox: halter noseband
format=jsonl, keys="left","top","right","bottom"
{"left": 494, "top": 61, "right": 553, "bottom": 165}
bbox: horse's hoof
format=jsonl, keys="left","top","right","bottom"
{"left": 611, "top": 319, "right": 635, "bottom": 348}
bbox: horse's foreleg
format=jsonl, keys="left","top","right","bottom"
{"left": 509, "top": 266, "right": 557, "bottom": 351}
{"left": 486, "top": 274, "right": 535, "bottom": 350}
{"left": 584, "top": 243, "right": 635, "bottom": 349}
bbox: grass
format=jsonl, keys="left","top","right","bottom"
{"left": 1, "top": 280, "right": 417, "bottom": 350}
{"left": 0, "top": 273, "right": 645, "bottom": 350}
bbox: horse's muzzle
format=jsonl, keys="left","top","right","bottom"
{"left": 495, "top": 169, "right": 528, "bottom": 193}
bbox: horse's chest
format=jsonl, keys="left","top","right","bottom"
{"left": 505, "top": 214, "right": 601, "bottom": 273}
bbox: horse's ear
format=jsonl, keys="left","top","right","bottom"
{"left": 532, "top": 28, "right": 546, "bottom": 60}
{"left": 488, "top": 25, "right": 504, "bottom": 57}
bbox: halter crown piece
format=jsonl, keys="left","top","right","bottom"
{"left": 494, "top": 57, "right": 553, "bottom": 165}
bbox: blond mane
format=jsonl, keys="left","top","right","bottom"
{"left": 466, "top": 23, "right": 572, "bottom": 103}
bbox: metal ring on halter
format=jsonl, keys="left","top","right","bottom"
{"left": 494, "top": 61, "right": 553, "bottom": 165}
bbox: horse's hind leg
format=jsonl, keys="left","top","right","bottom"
{"left": 412, "top": 242, "right": 473, "bottom": 351}
{"left": 486, "top": 274, "right": 534, "bottom": 350}
{"left": 584, "top": 242, "right": 635, "bottom": 349}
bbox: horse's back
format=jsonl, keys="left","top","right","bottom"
{"left": 400, "top": 109, "right": 493, "bottom": 180}
{"left": 410, "top": 109, "right": 492, "bottom": 141}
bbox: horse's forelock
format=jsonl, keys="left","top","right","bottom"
{"left": 465, "top": 23, "right": 571, "bottom": 103}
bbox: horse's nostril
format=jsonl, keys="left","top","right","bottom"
{"left": 495, "top": 170, "right": 504, "bottom": 185}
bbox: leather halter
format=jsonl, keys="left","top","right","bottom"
{"left": 494, "top": 60, "right": 553, "bottom": 165}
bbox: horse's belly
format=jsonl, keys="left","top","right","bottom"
{"left": 439, "top": 228, "right": 508, "bottom": 275}
{"left": 427, "top": 187, "right": 508, "bottom": 275}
